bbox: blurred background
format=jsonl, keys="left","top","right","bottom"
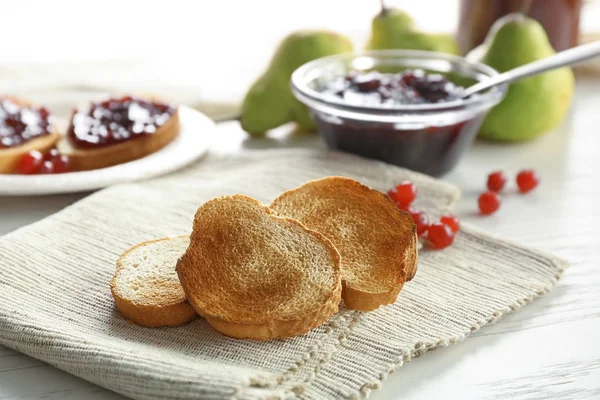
{"left": 2, "top": 0, "right": 599, "bottom": 111}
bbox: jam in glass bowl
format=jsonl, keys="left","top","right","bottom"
{"left": 291, "top": 50, "right": 506, "bottom": 176}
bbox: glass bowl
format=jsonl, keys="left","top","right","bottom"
{"left": 290, "top": 50, "right": 506, "bottom": 176}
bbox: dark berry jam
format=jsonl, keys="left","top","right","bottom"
{"left": 320, "top": 69, "right": 465, "bottom": 106}
{"left": 0, "top": 99, "right": 51, "bottom": 148}
{"left": 67, "top": 96, "right": 175, "bottom": 149}
{"left": 313, "top": 113, "right": 484, "bottom": 176}
{"left": 312, "top": 70, "right": 481, "bottom": 176}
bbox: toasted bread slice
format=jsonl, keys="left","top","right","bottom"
{"left": 0, "top": 97, "right": 60, "bottom": 174}
{"left": 271, "top": 177, "right": 418, "bottom": 311}
{"left": 110, "top": 236, "right": 197, "bottom": 328}
{"left": 176, "top": 194, "right": 342, "bottom": 340}
{"left": 57, "top": 107, "right": 180, "bottom": 172}
{"left": 0, "top": 133, "right": 60, "bottom": 174}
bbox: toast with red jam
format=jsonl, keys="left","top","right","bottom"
{"left": 57, "top": 96, "right": 179, "bottom": 171}
{"left": 0, "top": 97, "right": 60, "bottom": 173}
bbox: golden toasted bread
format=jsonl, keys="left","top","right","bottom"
{"left": 110, "top": 236, "right": 197, "bottom": 328}
{"left": 0, "top": 97, "right": 60, "bottom": 174}
{"left": 176, "top": 194, "right": 342, "bottom": 340}
{"left": 57, "top": 106, "right": 180, "bottom": 172}
{"left": 271, "top": 177, "right": 418, "bottom": 311}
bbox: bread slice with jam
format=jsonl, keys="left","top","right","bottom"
{"left": 0, "top": 97, "right": 60, "bottom": 174}
{"left": 57, "top": 96, "right": 179, "bottom": 171}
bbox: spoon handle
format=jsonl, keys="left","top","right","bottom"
{"left": 463, "top": 40, "right": 600, "bottom": 98}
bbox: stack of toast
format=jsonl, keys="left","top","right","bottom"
{"left": 111, "top": 176, "right": 418, "bottom": 340}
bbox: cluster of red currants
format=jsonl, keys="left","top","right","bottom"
{"left": 17, "top": 149, "right": 70, "bottom": 175}
{"left": 479, "top": 169, "right": 539, "bottom": 215}
{"left": 387, "top": 181, "right": 459, "bottom": 250}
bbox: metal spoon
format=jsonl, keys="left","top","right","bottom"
{"left": 462, "top": 40, "right": 600, "bottom": 98}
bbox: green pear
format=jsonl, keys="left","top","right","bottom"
{"left": 366, "top": 6, "right": 459, "bottom": 54}
{"left": 241, "top": 30, "right": 353, "bottom": 136}
{"left": 473, "top": 14, "right": 575, "bottom": 141}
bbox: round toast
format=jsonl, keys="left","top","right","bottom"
{"left": 0, "top": 97, "right": 60, "bottom": 174}
{"left": 57, "top": 108, "right": 180, "bottom": 172}
{"left": 271, "top": 176, "right": 418, "bottom": 311}
{"left": 176, "top": 194, "right": 342, "bottom": 340}
{"left": 111, "top": 236, "right": 197, "bottom": 328}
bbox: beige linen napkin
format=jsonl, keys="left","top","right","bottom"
{"left": 0, "top": 149, "right": 567, "bottom": 399}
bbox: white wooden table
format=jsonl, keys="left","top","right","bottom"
{"left": 1, "top": 79, "right": 599, "bottom": 399}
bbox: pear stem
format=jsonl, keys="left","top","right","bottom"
{"left": 520, "top": 0, "right": 533, "bottom": 16}
{"left": 379, "top": 0, "right": 388, "bottom": 15}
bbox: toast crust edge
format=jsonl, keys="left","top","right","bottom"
{"left": 0, "top": 133, "right": 61, "bottom": 173}
{"left": 110, "top": 236, "right": 197, "bottom": 328}
{"left": 200, "top": 282, "right": 341, "bottom": 340}
{"left": 342, "top": 231, "right": 418, "bottom": 311}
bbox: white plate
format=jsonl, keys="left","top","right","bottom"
{"left": 0, "top": 106, "right": 214, "bottom": 196}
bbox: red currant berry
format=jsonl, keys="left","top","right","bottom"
{"left": 393, "top": 201, "right": 411, "bottom": 212}
{"left": 408, "top": 208, "right": 430, "bottom": 237}
{"left": 487, "top": 170, "right": 507, "bottom": 192}
{"left": 39, "top": 160, "right": 55, "bottom": 174}
{"left": 52, "top": 155, "right": 71, "bottom": 173}
{"left": 516, "top": 169, "right": 539, "bottom": 193}
{"left": 47, "top": 151, "right": 69, "bottom": 171}
{"left": 16, "top": 151, "right": 44, "bottom": 174}
{"left": 388, "top": 181, "right": 417, "bottom": 205}
{"left": 440, "top": 214, "right": 460, "bottom": 233}
{"left": 428, "top": 222, "right": 455, "bottom": 249}
{"left": 45, "top": 148, "right": 60, "bottom": 161}
{"left": 478, "top": 191, "right": 501, "bottom": 215}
